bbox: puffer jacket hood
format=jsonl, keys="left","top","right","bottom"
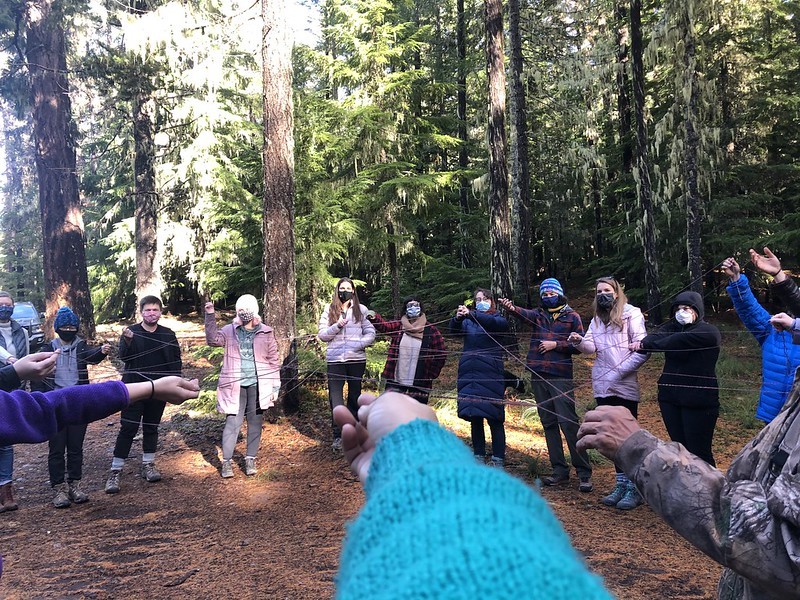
{"left": 671, "top": 291, "right": 705, "bottom": 321}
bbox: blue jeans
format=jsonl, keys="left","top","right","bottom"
{"left": 0, "top": 445, "right": 13, "bottom": 485}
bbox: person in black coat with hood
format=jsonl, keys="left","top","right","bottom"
{"left": 633, "top": 291, "right": 721, "bottom": 469}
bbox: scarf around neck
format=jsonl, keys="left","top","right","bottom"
{"left": 401, "top": 314, "right": 427, "bottom": 340}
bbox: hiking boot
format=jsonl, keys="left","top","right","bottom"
{"left": 542, "top": 473, "right": 569, "bottom": 486}
{"left": 68, "top": 480, "right": 89, "bottom": 504}
{"left": 578, "top": 477, "right": 593, "bottom": 493}
{"left": 616, "top": 484, "right": 644, "bottom": 510}
{"left": 332, "top": 438, "right": 343, "bottom": 452}
{"left": 52, "top": 482, "right": 71, "bottom": 508}
{"left": 245, "top": 457, "right": 257, "bottom": 476}
{"left": 601, "top": 482, "right": 626, "bottom": 506}
{"left": 221, "top": 460, "right": 234, "bottom": 478}
{"left": 0, "top": 482, "right": 19, "bottom": 511}
{"left": 105, "top": 469, "right": 122, "bottom": 494}
{"left": 489, "top": 456, "right": 505, "bottom": 468}
{"left": 141, "top": 462, "right": 161, "bottom": 483}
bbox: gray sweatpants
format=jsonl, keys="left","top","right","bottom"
{"left": 222, "top": 385, "right": 262, "bottom": 460}
{"left": 530, "top": 376, "right": 591, "bottom": 479}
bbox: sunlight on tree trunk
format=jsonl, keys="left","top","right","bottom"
{"left": 262, "top": 0, "right": 298, "bottom": 413}
{"left": 25, "top": 0, "right": 95, "bottom": 337}
{"left": 485, "top": 0, "right": 513, "bottom": 301}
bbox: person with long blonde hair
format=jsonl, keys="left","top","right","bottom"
{"left": 569, "top": 277, "right": 648, "bottom": 510}
{"left": 318, "top": 277, "right": 376, "bottom": 451}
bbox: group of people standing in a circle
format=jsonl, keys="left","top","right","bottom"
{"left": 314, "top": 274, "right": 722, "bottom": 512}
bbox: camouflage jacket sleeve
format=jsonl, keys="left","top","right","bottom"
{"left": 615, "top": 429, "right": 800, "bottom": 598}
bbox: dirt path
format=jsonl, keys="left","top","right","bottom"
{"left": 0, "top": 321, "right": 737, "bottom": 599}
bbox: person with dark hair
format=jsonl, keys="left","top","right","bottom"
{"left": 451, "top": 288, "right": 510, "bottom": 467}
{"left": 0, "top": 290, "right": 29, "bottom": 514}
{"left": 205, "top": 295, "right": 281, "bottom": 478}
{"left": 499, "top": 278, "right": 591, "bottom": 489}
{"left": 721, "top": 251, "right": 800, "bottom": 424}
{"left": 33, "top": 307, "right": 111, "bottom": 508}
{"left": 0, "top": 371, "right": 199, "bottom": 579}
{"left": 366, "top": 296, "right": 447, "bottom": 404}
{"left": 568, "top": 277, "right": 648, "bottom": 509}
{"left": 105, "top": 295, "right": 182, "bottom": 494}
{"left": 318, "top": 278, "right": 376, "bottom": 451}
{"left": 631, "top": 291, "right": 721, "bottom": 470}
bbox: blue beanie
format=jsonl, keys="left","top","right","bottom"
{"left": 539, "top": 278, "right": 564, "bottom": 298}
{"left": 54, "top": 307, "right": 79, "bottom": 330}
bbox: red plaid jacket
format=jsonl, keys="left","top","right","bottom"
{"left": 370, "top": 313, "right": 447, "bottom": 402}
{"left": 510, "top": 306, "right": 583, "bottom": 379}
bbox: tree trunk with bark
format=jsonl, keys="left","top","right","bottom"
{"left": 485, "top": 0, "right": 513, "bottom": 302}
{"left": 262, "top": 0, "right": 298, "bottom": 413}
{"left": 631, "top": 0, "right": 662, "bottom": 323}
{"left": 683, "top": 7, "right": 703, "bottom": 294}
{"left": 133, "top": 89, "right": 162, "bottom": 307}
{"left": 507, "top": 0, "right": 531, "bottom": 306}
{"left": 25, "top": 0, "right": 96, "bottom": 337}
{"left": 457, "top": 0, "right": 470, "bottom": 269}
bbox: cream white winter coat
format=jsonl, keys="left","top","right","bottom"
{"left": 574, "top": 303, "right": 648, "bottom": 402}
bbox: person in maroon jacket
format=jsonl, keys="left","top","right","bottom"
{"left": 367, "top": 297, "right": 447, "bottom": 404}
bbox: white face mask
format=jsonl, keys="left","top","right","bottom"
{"left": 675, "top": 308, "right": 695, "bottom": 325}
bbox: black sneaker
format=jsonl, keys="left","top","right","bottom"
{"left": 542, "top": 474, "right": 570, "bottom": 486}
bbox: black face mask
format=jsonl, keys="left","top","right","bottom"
{"left": 338, "top": 290, "right": 354, "bottom": 303}
{"left": 596, "top": 293, "right": 615, "bottom": 310}
{"left": 57, "top": 330, "right": 77, "bottom": 343}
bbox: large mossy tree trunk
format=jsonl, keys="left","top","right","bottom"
{"left": 26, "top": 0, "right": 95, "bottom": 337}
{"left": 262, "top": 0, "right": 299, "bottom": 413}
{"left": 631, "top": 0, "right": 662, "bottom": 323}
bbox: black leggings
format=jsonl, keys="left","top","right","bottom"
{"left": 596, "top": 396, "right": 639, "bottom": 474}
{"left": 327, "top": 361, "right": 366, "bottom": 437}
{"left": 659, "top": 402, "right": 718, "bottom": 467}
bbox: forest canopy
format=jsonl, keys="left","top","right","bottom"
{"left": 0, "top": 0, "right": 798, "bottom": 328}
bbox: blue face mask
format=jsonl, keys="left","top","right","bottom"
{"left": 406, "top": 305, "right": 421, "bottom": 318}
{"left": 0, "top": 305, "right": 13, "bottom": 321}
{"left": 476, "top": 300, "right": 491, "bottom": 312}
{"left": 541, "top": 295, "right": 561, "bottom": 309}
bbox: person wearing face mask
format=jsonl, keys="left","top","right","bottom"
{"left": 205, "top": 295, "right": 281, "bottom": 478}
{"left": 366, "top": 297, "right": 447, "bottom": 404}
{"left": 499, "top": 278, "right": 591, "bottom": 489}
{"left": 318, "top": 277, "right": 376, "bottom": 451}
{"left": 32, "top": 307, "right": 111, "bottom": 508}
{"left": 105, "top": 295, "right": 182, "bottom": 494}
{"left": 568, "top": 277, "right": 648, "bottom": 509}
{"left": 631, "top": 291, "right": 721, "bottom": 466}
{"left": 721, "top": 254, "right": 800, "bottom": 424}
{"left": 0, "top": 291, "right": 29, "bottom": 515}
{"left": 451, "top": 288, "right": 510, "bottom": 467}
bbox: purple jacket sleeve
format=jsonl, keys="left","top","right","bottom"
{"left": 0, "top": 381, "right": 129, "bottom": 445}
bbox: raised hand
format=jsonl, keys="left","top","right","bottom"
{"left": 204, "top": 301, "right": 215, "bottom": 314}
{"left": 720, "top": 257, "right": 741, "bottom": 281}
{"left": 497, "top": 297, "right": 515, "bottom": 312}
{"left": 749, "top": 247, "right": 785, "bottom": 282}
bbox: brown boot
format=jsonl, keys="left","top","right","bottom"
{"left": 0, "top": 482, "right": 18, "bottom": 512}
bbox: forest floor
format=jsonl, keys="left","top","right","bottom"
{"left": 0, "top": 311, "right": 762, "bottom": 599}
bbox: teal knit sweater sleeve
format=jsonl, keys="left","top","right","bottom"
{"left": 336, "top": 420, "right": 612, "bottom": 600}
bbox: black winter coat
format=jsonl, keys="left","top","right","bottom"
{"left": 640, "top": 291, "right": 721, "bottom": 408}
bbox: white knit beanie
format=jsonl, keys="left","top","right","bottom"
{"left": 235, "top": 294, "right": 260, "bottom": 315}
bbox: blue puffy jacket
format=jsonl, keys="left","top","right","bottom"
{"left": 450, "top": 310, "right": 510, "bottom": 422}
{"left": 727, "top": 274, "right": 800, "bottom": 423}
